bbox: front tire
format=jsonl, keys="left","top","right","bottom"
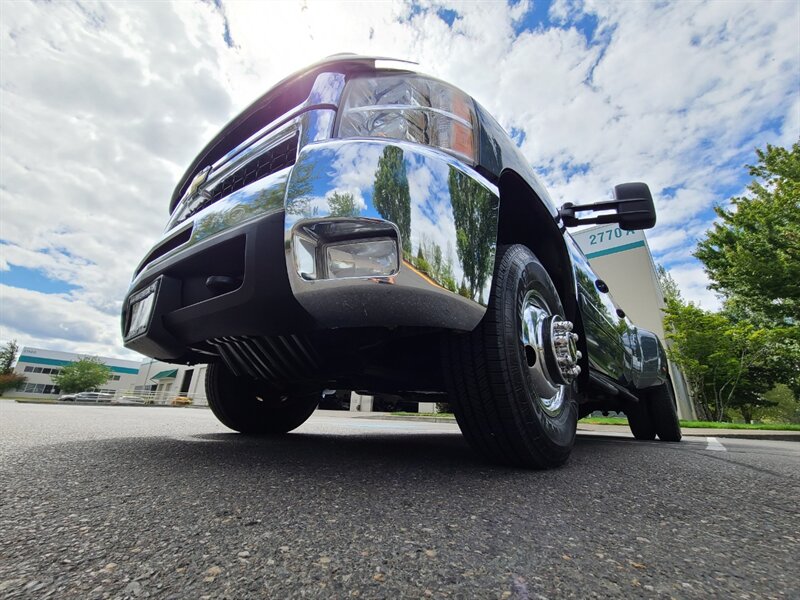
{"left": 205, "top": 363, "right": 319, "bottom": 434}
{"left": 442, "top": 244, "right": 579, "bottom": 469}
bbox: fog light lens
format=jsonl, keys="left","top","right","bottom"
{"left": 326, "top": 239, "right": 398, "bottom": 279}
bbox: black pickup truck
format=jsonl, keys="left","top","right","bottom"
{"left": 122, "top": 55, "right": 681, "bottom": 468}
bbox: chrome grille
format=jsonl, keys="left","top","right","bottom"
{"left": 209, "top": 134, "right": 298, "bottom": 204}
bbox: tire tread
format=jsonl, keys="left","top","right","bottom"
{"left": 443, "top": 244, "right": 576, "bottom": 468}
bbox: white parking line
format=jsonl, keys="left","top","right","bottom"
{"left": 705, "top": 437, "right": 727, "bottom": 452}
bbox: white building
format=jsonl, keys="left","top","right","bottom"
{"left": 13, "top": 346, "right": 140, "bottom": 398}
{"left": 131, "top": 360, "right": 208, "bottom": 405}
{"left": 11, "top": 346, "right": 209, "bottom": 405}
{"left": 570, "top": 225, "right": 696, "bottom": 419}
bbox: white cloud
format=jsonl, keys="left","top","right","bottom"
{"left": 1, "top": 0, "right": 797, "bottom": 356}
{"left": 668, "top": 263, "right": 723, "bottom": 312}
{"left": 0, "top": 285, "right": 138, "bottom": 358}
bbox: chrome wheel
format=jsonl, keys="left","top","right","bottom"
{"left": 520, "top": 290, "right": 581, "bottom": 416}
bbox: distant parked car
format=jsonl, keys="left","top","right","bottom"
{"left": 58, "top": 394, "right": 77, "bottom": 402}
{"left": 114, "top": 396, "right": 145, "bottom": 405}
{"left": 74, "top": 392, "right": 114, "bottom": 403}
{"left": 171, "top": 396, "right": 192, "bottom": 406}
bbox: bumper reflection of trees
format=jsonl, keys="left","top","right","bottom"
{"left": 373, "top": 145, "right": 497, "bottom": 302}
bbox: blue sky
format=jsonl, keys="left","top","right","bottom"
{"left": 0, "top": 0, "right": 798, "bottom": 358}
{"left": 1, "top": 265, "right": 78, "bottom": 295}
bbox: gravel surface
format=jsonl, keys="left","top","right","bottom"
{"left": 1, "top": 401, "right": 798, "bottom": 599}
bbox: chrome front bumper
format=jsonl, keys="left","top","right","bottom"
{"left": 123, "top": 139, "right": 499, "bottom": 359}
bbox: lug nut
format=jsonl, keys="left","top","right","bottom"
{"left": 553, "top": 320, "right": 573, "bottom": 332}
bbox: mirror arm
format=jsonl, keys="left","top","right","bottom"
{"left": 559, "top": 197, "right": 651, "bottom": 227}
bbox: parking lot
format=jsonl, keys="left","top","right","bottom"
{"left": 1, "top": 401, "right": 798, "bottom": 598}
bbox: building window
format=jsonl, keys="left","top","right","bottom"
{"left": 22, "top": 366, "right": 63, "bottom": 375}
{"left": 110, "top": 375, "right": 121, "bottom": 381}
{"left": 21, "top": 383, "right": 60, "bottom": 394}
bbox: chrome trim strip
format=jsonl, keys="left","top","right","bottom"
{"left": 208, "top": 73, "right": 346, "bottom": 181}
{"left": 210, "top": 110, "right": 302, "bottom": 173}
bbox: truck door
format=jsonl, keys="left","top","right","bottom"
{"left": 565, "top": 234, "right": 630, "bottom": 382}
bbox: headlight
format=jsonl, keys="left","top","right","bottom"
{"left": 337, "top": 75, "right": 477, "bottom": 163}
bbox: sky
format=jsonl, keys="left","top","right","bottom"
{"left": 0, "top": 0, "right": 798, "bottom": 360}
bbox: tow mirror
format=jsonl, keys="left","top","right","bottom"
{"left": 558, "top": 182, "right": 656, "bottom": 230}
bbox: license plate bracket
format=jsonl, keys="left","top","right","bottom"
{"left": 125, "top": 279, "right": 160, "bottom": 340}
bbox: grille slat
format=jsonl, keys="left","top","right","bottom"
{"left": 260, "top": 336, "right": 304, "bottom": 379}
{"left": 234, "top": 338, "right": 281, "bottom": 381}
{"left": 209, "top": 335, "right": 316, "bottom": 383}
{"left": 210, "top": 340, "right": 243, "bottom": 377}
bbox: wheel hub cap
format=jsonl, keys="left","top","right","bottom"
{"left": 520, "top": 292, "right": 582, "bottom": 416}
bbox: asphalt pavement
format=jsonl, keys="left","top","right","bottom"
{"left": 1, "top": 401, "right": 798, "bottom": 599}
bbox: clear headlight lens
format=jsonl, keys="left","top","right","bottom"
{"left": 338, "top": 75, "right": 477, "bottom": 163}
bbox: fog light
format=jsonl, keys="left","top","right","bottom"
{"left": 326, "top": 239, "right": 398, "bottom": 279}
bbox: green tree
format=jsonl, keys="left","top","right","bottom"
{"left": 695, "top": 143, "right": 800, "bottom": 324}
{"left": 0, "top": 373, "right": 26, "bottom": 395}
{"left": 0, "top": 340, "right": 19, "bottom": 374}
{"left": 0, "top": 340, "right": 24, "bottom": 394}
{"left": 52, "top": 357, "right": 112, "bottom": 394}
{"left": 373, "top": 146, "right": 411, "bottom": 257}
{"left": 656, "top": 264, "right": 682, "bottom": 305}
{"left": 749, "top": 384, "right": 800, "bottom": 424}
{"left": 327, "top": 191, "right": 359, "bottom": 217}
{"left": 449, "top": 168, "right": 498, "bottom": 303}
{"left": 663, "top": 301, "right": 799, "bottom": 422}
{"left": 285, "top": 154, "right": 320, "bottom": 219}
{"left": 414, "top": 246, "right": 432, "bottom": 276}
{"left": 410, "top": 237, "right": 458, "bottom": 292}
